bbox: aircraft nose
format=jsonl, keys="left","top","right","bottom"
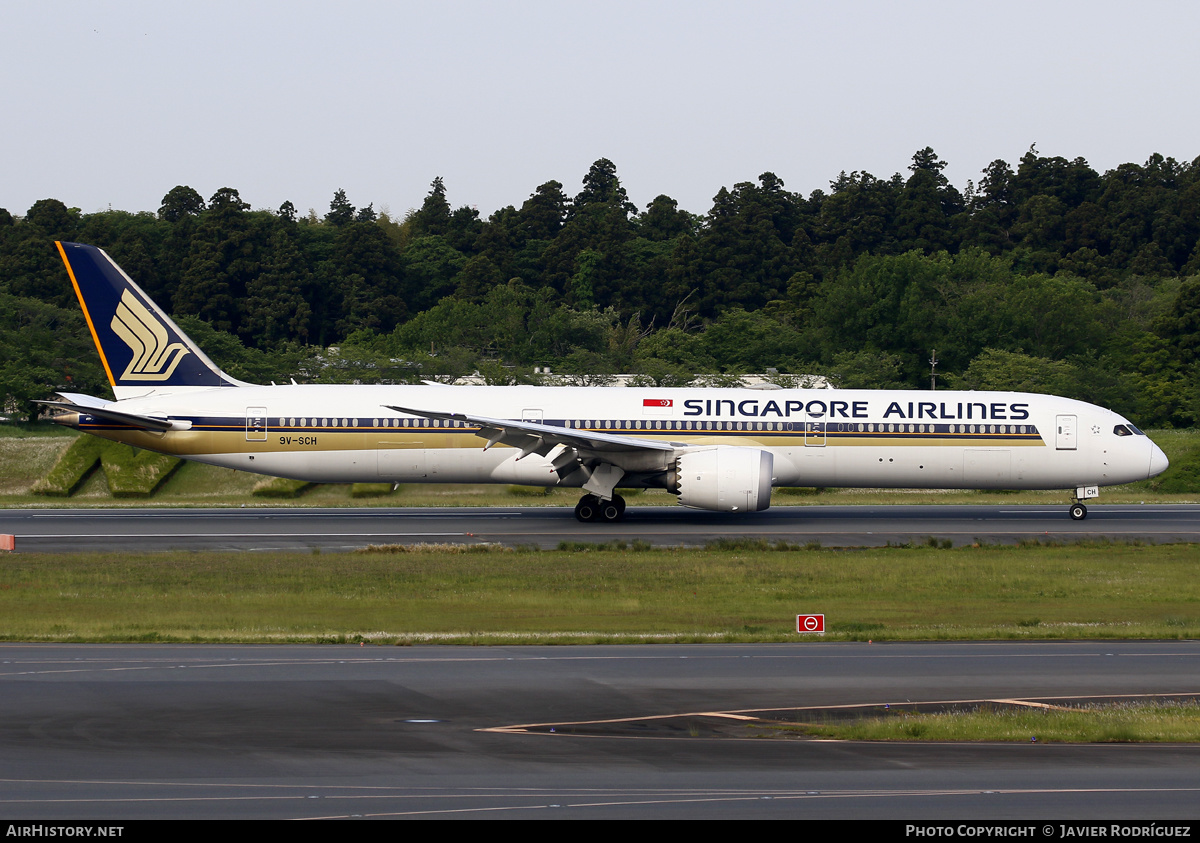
{"left": 1148, "top": 442, "right": 1169, "bottom": 478}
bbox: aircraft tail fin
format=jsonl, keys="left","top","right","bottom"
{"left": 56, "top": 241, "right": 246, "bottom": 398}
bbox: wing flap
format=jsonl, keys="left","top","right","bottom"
{"left": 383, "top": 405, "right": 678, "bottom": 456}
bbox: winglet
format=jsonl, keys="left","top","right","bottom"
{"left": 56, "top": 242, "right": 244, "bottom": 397}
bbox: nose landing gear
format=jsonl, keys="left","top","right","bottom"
{"left": 1069, "top": 485, "right": 1098, "bottom": 520}
{"left": 575, "top": 493, "right": 627, "bottom": 523}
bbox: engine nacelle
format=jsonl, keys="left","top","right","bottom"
{"left": 671, "top": 448, "right": 773, "bottom": 513}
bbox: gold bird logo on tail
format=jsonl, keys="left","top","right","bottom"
{"left": 110, "top": 289, "right": 190, "bottom": 381}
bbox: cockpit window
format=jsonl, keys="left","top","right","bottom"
{"left": 1128, "top": 424, "right": 1145, "bottom": 435}
{"left": 1113, "top": 425, "right": 1132, "bottom": 437}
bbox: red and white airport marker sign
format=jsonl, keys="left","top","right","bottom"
{"left": 796, "top": 614, "right": 825, "bottom": 634}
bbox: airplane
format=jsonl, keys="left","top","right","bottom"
{"left": 41, "top": 241, "right": 1169, "bottom": 523}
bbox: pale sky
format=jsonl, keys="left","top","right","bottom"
{"left": 4, "top": 0, "right": 1197, "bottom": 220}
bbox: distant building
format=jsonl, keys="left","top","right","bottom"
{"left": 450, "top": 372, "right": 832, "bottom": 389}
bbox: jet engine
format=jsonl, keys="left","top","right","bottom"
{"left": 670, "top": 447, "right": 773, "bottom": 512}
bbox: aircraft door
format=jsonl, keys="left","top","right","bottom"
{"left": 246, "top": 407, "right": 268, "bottom": 441}
{"left": 1055, "top": 414, "right": 1077, "bottom": 450}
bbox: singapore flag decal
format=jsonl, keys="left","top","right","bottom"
{"left": 642, "top": 397, "right": 673, "bottom": 416}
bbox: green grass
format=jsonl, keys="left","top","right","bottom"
{"left": 774, "top": 701, "right": 1200, "bottom": 742}
{"left": 253, "top": 476, "right": 316, "bottom": 498}
{"left": 2, "top": 541, "right": 1198, "bottom": 643}
{"left": 30, "top": 436, "right": 181, "bottom": 498}
{"left": 1147, "top": 429, "right": 1200, "bottom": 493}
{"left": 99, "top": 444, "right": 182, "bottom": 497}
{"left": 29, "top": 434, "right": 104, "bottom": 496}
{"left": 350, "top": 482, "right": 397, "bottom": 498}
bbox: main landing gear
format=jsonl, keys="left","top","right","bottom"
{"left": 575, "top": 493, "right": 626, "bottom": 523}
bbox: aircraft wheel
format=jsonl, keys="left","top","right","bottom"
{"left": 575, "top": 495, "right": 603, "bottom": 522}
{"left": 1069, "top": 503, "right": 1087, "bottom": 521}
{"left": 598, "top": 497, "right": 624, "bottom": 523}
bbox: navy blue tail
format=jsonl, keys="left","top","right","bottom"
{"left": 57, "top": 242, "right": 242, "bottom": 396}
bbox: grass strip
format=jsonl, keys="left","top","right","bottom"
{"left": 252, "top": 476, "right": 315, "bottom": 498}
{"left": 1, "top": 541, "right": 1198, "bottom": 643}
{"left": 100, "top": 444, "right": 181, "bottom": 497}
{"left": 30, "top": 435, "right": 103, "bottom": 496}
{"left": 31, "top": 437, "right": 180, "bottom": 497}
{"left": 350, "top": 483, "right": 397, "bottom": 498}
{"left": 772, "top": 701, "right": 1200, "bottom": 742}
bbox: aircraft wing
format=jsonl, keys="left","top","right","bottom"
{"left": 384, "top": 404, "right": 679, "bottom": 461}
{"left": 37, "top": 393, "right": 177, "bottom": 432}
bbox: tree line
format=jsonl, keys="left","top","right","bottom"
{"left": 1, "top": 146, "right": 1198, "bottom": 427}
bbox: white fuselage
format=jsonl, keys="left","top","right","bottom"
{"left": 70, "top": 384, "right": 1167, "bottom": 494}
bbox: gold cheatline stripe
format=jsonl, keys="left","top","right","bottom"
{"left": 56, "top": 241, "right": 116, "bottom": 387}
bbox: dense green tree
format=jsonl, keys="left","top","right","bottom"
{"left": 541, "top": 160, "right": 637, "bottom": 306}
{"left": 1012, "top": 146, "right": 1101, "bottom": 208}
{"left": 446, "top": 205, "right": 483, "bottom": 254}
{"left": 960, "top": 159, "right": 1016, "bottom": 254}
{"left": 811, "top": 170, "right": 900, "bottom": 268}
{"left": 894, "top": 147, "right": 963, "bottom": 253}
{"left": 684, "top": 173, "right": 807, "bottom": 315}
{"left": 517, "top": 180, "right": 568, "bottom": 241}
{"left": 825, "top": 350, "right": 907, "bottom": 389}
{"left": 0, "top": 238, "right": 72, "bottom": 304}
{"left": 0, "top": 294, "right": 106, "bottom": 419}
{"left": 571, "top": 158, "right": 636, "bottom": 216}
{"left": 410, "top": 177, "right": 452, "bottom": 237}
{"left": 453, "top": 254, "right": 503, "bottom": 302}
{"left": 174, "top": 238, "right": 235, "bottom": 331}
{"left": 694, "top": 308, "right": 809, "bottom": 373}
{"left": 949, "top": 348, "right": 1080, "bottom": 394}
{"left": 1158, "top": 275, "right": 1200, "bottom": 364}
{"left": 402, "top": 235, "right": 465, "bottom": 313}
{"left": 636, "top": 195, "right": 695, "bottom": 241}
{"left": 633, "top": 326, "right": 711, "bottom": 377}
{"left": 332, "top": 220, "right": 407, "bottom": 334}
{"left": 158, "top": 186, "right": 206, "bottom": 222}
{"left": 566, "top": 248, "right": 601, "bottom": 309}
{"left": 25, "top": 199, "right": 78, "bottom": 239}
{"left": 208, "top": 187, "right": 250, "bottom": 214}
{"left": 5, "top": 149, "right": 1200, "bottom": 428}
{"left": 621, "top": 235, "right": 695, "bottom": 325}
{"left": 812, "top": 250, "right": 1012, "bottom": 382}
{"left": 242, "top": 229, "right": 314, "bottom": 345}
{"left": 172, "top": 191, "right": 262, "bottom": 333}
{"left": 325, "top": 189, "right": 355, "bottom": 226}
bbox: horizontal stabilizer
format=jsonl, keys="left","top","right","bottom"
{"left": 37, "top": 395, "right": 177, "bottom": 431}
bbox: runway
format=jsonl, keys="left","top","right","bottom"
{"left": 4, "top": 507, "right": 1197, "bottom": 819}
{"left": 3, "top": 503, "right": 1200, "bottom": 551}
{"left": 1, "top": 642, "right": 1198, "bottom": 819}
